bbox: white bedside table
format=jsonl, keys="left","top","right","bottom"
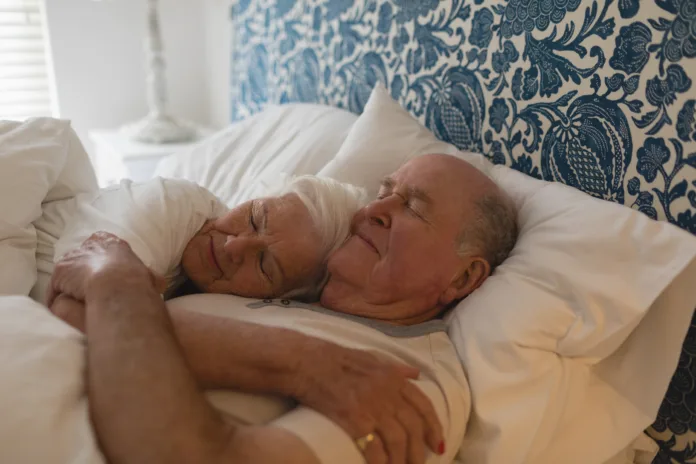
{"left": 88, "top": 129, "right": 209, "bottom": 187}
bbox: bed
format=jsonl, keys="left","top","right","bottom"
{"left": 1, "top": 0, "right": 696, "bottom": 463}
{"left": 225, "top": 0, "right": 696, "bottom": 463}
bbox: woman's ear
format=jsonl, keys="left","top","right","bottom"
{"left": 438, "top": 257, "right": 491, "bottom": 306}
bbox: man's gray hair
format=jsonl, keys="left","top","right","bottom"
{"left": 457, "top": 188, "right": 518, "bottom": 270}
{"left": 267, "top": 175, "right": 368, "bottom": 301}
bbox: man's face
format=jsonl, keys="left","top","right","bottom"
{"left": 182, "top": 194, "right": 324, "bottom": 298}
{"left": 320, "top": 154, "right": 489, "bottom": 324}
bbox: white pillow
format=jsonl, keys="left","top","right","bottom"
{"left": 319, "top": 89, "right": 491, "bottom": 199}
{"left": 319, "top": 84, "right": 696, "bottom": 464}
{"left": 0, "top": 118, "right": 98, "bottom": 295}
{"left": 154, "top": 103, "right": 357, "bottom": 206}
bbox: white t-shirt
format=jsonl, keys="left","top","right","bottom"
{"left": 168, "top": 294, "right": 471, "bottom": 464}
{"left": 31, "top": 178, "right": 228, "bottom": 303}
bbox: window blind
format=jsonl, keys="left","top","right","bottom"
{"left": 0, "top": 0, "right": 54, "bottom": 120}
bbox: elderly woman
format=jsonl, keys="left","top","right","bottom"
{"left": 40, "top": 175, "right": 366, "bottom": 306}
{"left": 178, "top": 175, "right": 364, "bottom": 301}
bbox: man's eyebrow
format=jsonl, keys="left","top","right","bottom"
{"left": 381, "top": 176, "right": 432, "bottom": 204}
{"left": 380, "top": 176, "right": 395, "bottom": 190}
{"left": 407, "top": 186, "right": 433, "bottom": 205}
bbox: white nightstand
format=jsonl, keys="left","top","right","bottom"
{"left": 88, "top": 129, "right": 210, "bottom": 187}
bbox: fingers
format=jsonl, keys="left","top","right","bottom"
{"left": 47, "top": 260, "right": 71, "bottom": 307}
{"left": 47, "top": 254, "right": 73, "bottom": 307}
{"left": 396, "top": 408, "right": 426, "bottom": 464}
{"left": 361, "top": 433, "right": 388, "bottom": 464}
{"left": 393, "top": 362, "right": 420, "bottom": 379}
{"left": 402, "top": 383, "right": 444, "bottom": 455}
{"left": 47, "top": 231, "right": 147, "bottom": 305}
{"left": 48, "top": 257, "right": 87, "bottom": 304}
{"left": 375, "top": 397, "right": 430, "bottom": 464}
{"left": 376, "top": 417, "right": 407, "bottom": 464}
{"left": 87, "top": 231, "right": 124, "bottom": 246}
{"left": 50, "top": 294, "right": 87, "bottom": 333}
{"left": 46, "top": 286, "right": 57, "bottom": 308}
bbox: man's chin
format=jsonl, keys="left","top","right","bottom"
{"left": 318, "top": 279, "right": 349, "bottom": 312}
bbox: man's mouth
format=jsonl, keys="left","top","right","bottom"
{"left": 208, "top": 236, "right": 222, "bottom": 275}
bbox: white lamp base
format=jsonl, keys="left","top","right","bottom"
{"left": 121, "top": 112, "right": 196, "bottom": 144}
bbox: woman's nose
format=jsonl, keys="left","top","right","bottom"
{"left": 223, "top": 235, "right": 265, "bottom": 264}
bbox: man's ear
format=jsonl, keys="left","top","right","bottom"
{"left": 439, "top": 257, "right": 491, "bottom": 306}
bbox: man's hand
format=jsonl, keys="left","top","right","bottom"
{"left": 46, "top": 231, "right": 166, "bottom": 307}
{"left": 293, "top": 339, "right": 445, "bottom": 464}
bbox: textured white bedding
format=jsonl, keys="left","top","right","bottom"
{"left": 0, "top": 118, "right": 97, "bottom": 296}
{"left": 1, "top": 112, "right": 690, "bottom": 464}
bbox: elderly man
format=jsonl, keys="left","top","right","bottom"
{"left": 50, "top": 154, "right": 517, "bottom": 464}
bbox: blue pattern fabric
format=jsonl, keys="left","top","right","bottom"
{"left": 229, "top": 0, "right": 696, "bottom": 461}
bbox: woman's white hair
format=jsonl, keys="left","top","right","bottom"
{"left": 265, "top": 174, "right": 368, "bottom": 301}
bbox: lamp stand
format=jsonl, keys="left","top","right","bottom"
{"left": 121, "top": 0, "right": 195, "bottom": 144}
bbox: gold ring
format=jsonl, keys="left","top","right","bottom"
{"left": 355, "top": 432, "right": 376, "bottom": 452}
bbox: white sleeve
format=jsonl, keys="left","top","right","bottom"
{"left": 55, "top": 178, "right": 226, "bottom": 282}
{"left": 271, "top": 407, "right": 365, "bottom": 464}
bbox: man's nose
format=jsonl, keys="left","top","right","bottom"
{"left": 223, "top": 235, "right": 265, "bottom": 264}
{"left": 365, "top": 197, "right": 394, "bottom": 228}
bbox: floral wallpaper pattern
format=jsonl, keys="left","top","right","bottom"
{"left": 229, "top": 0, "right": 696, "bottom": 461}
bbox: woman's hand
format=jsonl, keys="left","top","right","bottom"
{"left": 50, "top": 294, "right": 86, "bottom": 333}
{"left": 292, "top": 339, "right": 444, "bottom": 464}
{"left": 46, "top": 231, "right": 166, "bottom": 307}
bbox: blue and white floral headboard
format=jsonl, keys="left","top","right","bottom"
{"left": 230, "top": 0, "right": 696, "bottom": 461}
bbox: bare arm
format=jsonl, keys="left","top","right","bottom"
{"left": 84, "top": 283, "right": 232, "bottom": 464}
{"left": 75, "top": 262, "right": 319, "bottom": 464}
{"left": 168, "top": 305, "right": 327, "bottom": 393}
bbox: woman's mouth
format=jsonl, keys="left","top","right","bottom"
{"left": 357, "top": 233, "right": 379, "bottom": 255}
{"left": 208, "top": 236, "right": 222, "bottom": 275}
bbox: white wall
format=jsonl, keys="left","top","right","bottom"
{"left": 44, "top": 0, "right": 210, "bottom": 154}
{"left": 203, "top": 0, "right": 233, "bottom": 129}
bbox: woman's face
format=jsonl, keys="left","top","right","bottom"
{"left": 182, "top": 194, "right": 324, "bottom": 298}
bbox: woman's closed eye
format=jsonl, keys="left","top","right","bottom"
{"left": 259, "top": 250, "right": 273, "bottom": 283}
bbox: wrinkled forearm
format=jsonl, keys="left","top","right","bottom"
{"left": 85, "top": 281, "right": 236, "bottom": 464}
{"left": 168, "top": 306, "right": 318, "bottom": 398}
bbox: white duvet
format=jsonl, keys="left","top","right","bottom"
{"left": 0, "top": 118, "right": 97, "bottom": 296}
{"left": 0, "top": 118, "right": 225, "bottom": 463}
{"left": 0, "top": 297, "right": 103, "bottom": 464}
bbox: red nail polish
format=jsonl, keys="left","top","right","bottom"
{"left": 438, "top": 441, "right": 446, "bottom": 455}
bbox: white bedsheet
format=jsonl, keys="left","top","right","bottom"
{"left": 0, "top": 296, "right": 104, "bottom": 464}
{"left": 0, "top": 294, "right": 470, "bottom": 464}
{"left": 0, "top": 293, "right": 653, "bottom": 464}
